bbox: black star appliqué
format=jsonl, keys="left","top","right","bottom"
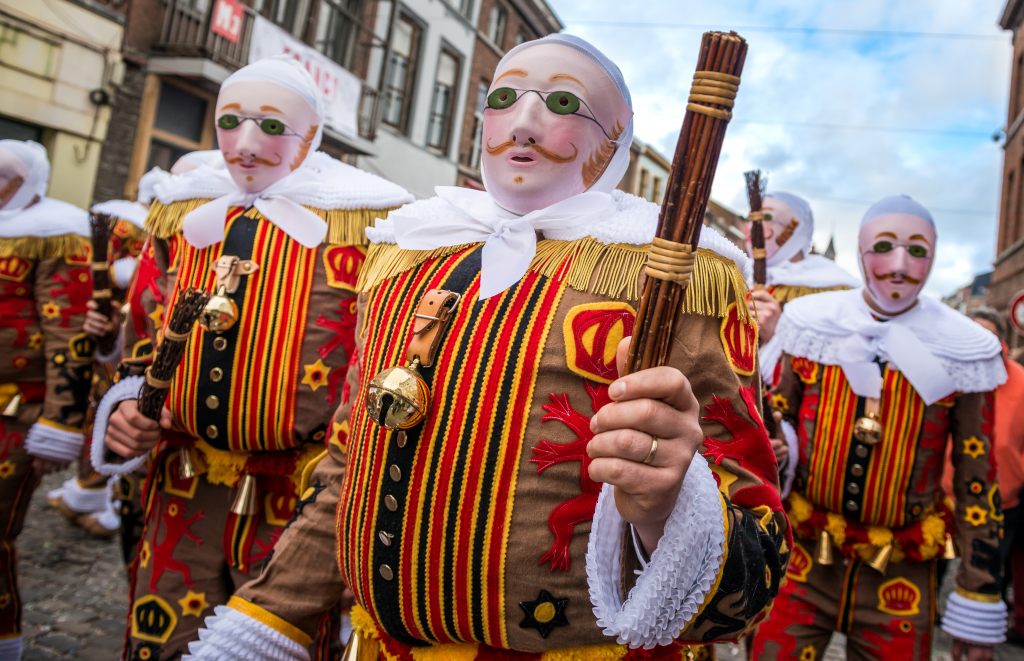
{"left": 519, "top": 589, "right": 569, "bottom": 638}
{"left": 290, "top": 478, "right": 326, "bottom": 524}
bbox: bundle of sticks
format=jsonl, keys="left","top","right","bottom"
{"left": 626, "top": 31, "right": 748, "bottom": 373}
{"left": 138, "top": 289, "right": 210, "bottom": 420}
{"left": 88, "top": 213, "right": 118, "bottom": 356}
{"left": 745, "top": 169, "right": 768, "bottom": 288}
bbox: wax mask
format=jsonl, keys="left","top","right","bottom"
{"left": 481, "top": 43, "right": 632, "bottom": 214}
{"left": 745, "top": 197, "right": 801, "bottom": 262}
{"left": 859, "top": 213, "right": 935, "bottom": 315}
{"left": 0, "top": 148, "right": 26, "bottom": 210}
{"left": 215, "top": 81, "right": 320, "bottom": 194}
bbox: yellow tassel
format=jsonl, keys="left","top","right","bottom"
{"left": 868, "top": 542, "right": 893, "bottom": 574}
{"left": 358, "top": 239, "right": 750, "bottom": 321}
{"left": 0, "top": 234, "right": 91, "bottom": 259}
{"left": 230, "top": 473, "right": 259, "bottom": 515}
{"left": 144, "top": 199, "right": 209, "bottom": 239}
{"left": 770, "top": 284, "right": 852, "bottom": 304}
{"left": 816, "top": 529, "right": 834, "bottom": 565}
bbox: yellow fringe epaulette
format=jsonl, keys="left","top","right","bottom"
{"left": 144, "top": 199, "right": 398, "bottom": 247}
{"left": 0, "top": 233, "right": 90, "bottom": 259}
{"left": 358, "top": 238, "right": 751, "bottom": 321}
{"left": 771, "top": 284, "right": 851, "bottom": 304}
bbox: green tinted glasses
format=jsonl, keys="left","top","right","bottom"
{"left": 485, "top": 87, "right": 616, "bottom": 140}
{"left": 871, "top": 240, "right": 929, "bottom": 258}
{"left": 216, "top": 114, "right": 297, "bottom": 137}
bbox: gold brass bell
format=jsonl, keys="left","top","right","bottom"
{"left": 178, "top": 448, "right": 197, "bottom": 480}
{"left": 230, "top": 473, "right": 259, "bottom": 516}
{"left": 1, "top": 392, "right": 21, "bottom": 418}
{"left": 853, "top": 413, "right": 883, "bottom": 446}
{"left": 943, "top": 533, "right": 957, "bottom": 560}
{"left": 366, "top": 359, "right": 430, "bottom": 430}
{"left": 200, "top": 285, "right": 239, "bottom": 333}
{"left": 815, "top": 529, "right": 834, "bottom": 566}
{"left": 868, "top": 541, "right": 893, "bottom": 574}
{"left": 342, "top": 630, "right": 380, "bottom": 661}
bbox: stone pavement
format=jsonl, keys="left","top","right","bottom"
{"left": 14, "top": 469, "right": 1024, "bottom": 659}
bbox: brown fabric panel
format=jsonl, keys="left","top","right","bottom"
{"left": 950, "top": 391, "right": 1003, "bottom": 595}
{"left": 0, "top": 257, "right": 44, "bottom": 385}
{"left": 34, "top": 253, "right": 93, "bottom": 429}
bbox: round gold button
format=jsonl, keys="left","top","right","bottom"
{"left": 378, "top": 531, "right": 393, "bottom": 546}
{"left": 210, "top": 367, "right": 224, "bottom": 382}
{"left": 846, "top": 500, "right": 859, "bottom": 512}
{"left": 847, "top": 483, "right": 860, "bottom": 495}
{"left": 854, "top": 445, "right": 869, "bottom": 458}
{"left": 389, "top": 465, "right": 401, "bottom": 482}
{"left": 213, "top": 337, "right": 228, "bottom": 351}
{"left": 206, "top": 425, "right": 219, "bottom": 439}
{"left": 379, "top": 565, "right": 394, "bottom": 581}
{"left": 206, "top": 395, "right": 220, "bottom": 409}
{"left": 384, "top": 495, "right": 398, "bottom": 512}
{"left": 396, "top": 431, "right": 407, "bottom": 448}
{"left": 850, "top": 464, "right": 864, "bottom": 477}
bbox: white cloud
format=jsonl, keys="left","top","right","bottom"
{"left": 560, "top": 0, "right": 1011, "bottom": 296}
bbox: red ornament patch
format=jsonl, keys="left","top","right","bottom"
{"left": 719, "top": 303, "right": 757, "bottom": 376}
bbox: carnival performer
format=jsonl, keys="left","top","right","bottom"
{"left": 186, "top": 34, "right": 788, "bottom": 661}
{"left": 92, "top": 57, "right": 413, "bottom": 659}
{"left": 745, "top": 191, "right": 859, "bottom": 345}
{"left": 751, "top": 195, "right": 1007, "bottom": 661}
{"left": 46, "top": 166, "right": 167, "bottom": 540}
{"left": 0, "top": 139, "right": 95, "bottom": 659}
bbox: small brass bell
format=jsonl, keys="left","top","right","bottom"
{"left": 1, "top": 392, "right": 21, "bottom": 418}
{"left": 868, "top": 541, "right": 893, "bottom": 574}
{"left": 853, "top": 413, "right": 883, "bottom": 446}
{"left": 366, "top": 359, "right": 430, "bottom": 430}
{"left": 178, "top": 448, "right": 197, "bottom": 480}
{"left": 200, "top": 285, "right": 239, "bottom": 333}
{"left": 816, "top": 529, "right": 834, "bottom": 565}
{"left": 342, "top": 630, "right": 379, "bottom": 661}
{"left": 943, "top": 533, "right": 957, "bottom": 560}
{"left": 230, "top": 473, "right": 259, "bottom": 516}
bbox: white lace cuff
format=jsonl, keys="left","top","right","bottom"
{"left": 26, "top": 420, "right": 83, "bottom": 463}
{"left": 587, "top": 453, "right": 726, "bottom": 648}
{"left": 49, "top": 476, "right": 109, "bottom": 513}
{"left": 779, "top": 420, "right": 798, "bottom": 498}
{"left": 185, "top": 605, "right": 310, "bottom": 660}
{"left": 90, "top": 376, "right": 149, "bottom": 476}
{"left": 941, "top": 590, "right": 1006, "bottom": 645}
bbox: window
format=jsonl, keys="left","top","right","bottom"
{"left": 253, "top": 0, "right": 306, "bottom": 36}
{"left": 381, "top": 13, "right": 422, "bottom": 133}
{"left": 639, "top": 168, "right": 649, "bottom": 199}
{"left": 487, "top": 5, "right": 506, "bottom": 46}
{"left": 651, "top": 176, "right": 663, "bottom": 203}
{"left": 145, "top": 81, "right": 213, "bottom": 171}
{"left": 315, "top": 0, "right": 362, "bottom": 68}
{"left": 456, "top": 0, "right": 473, "bottom": 19}
{"left": 426, "top": 48, "right": 462, "bottom": 152}
{"left": 0, "top": 115, "right": 42, "bottom": 142}
{"left": 462, "top": 81, "right": 489, "bottom": 169}
{"left": 514, "top": 31, "right": 528, "bottom": 46}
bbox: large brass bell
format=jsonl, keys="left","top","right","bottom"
{"left": 200, "top": 285, "right": 239, "bottom": 333}
{"left": 178, "top": 447, "right": 197, "bottom": 480}
{"left": 1, "top": 392, "right": 21, "bottom": 418}
{"left": 366, "top": 359, "right": 430, "bottom": 430}
{"left": 816, "top": 529, "right": 834, "bottom": 566}
{"left": 230, "top": 473, "right": 259, "bottom": 516}
{"left": 943, "top": 533, "right": 957, "bottom": 560}
{"left": 342, "top": 630, "right": 379, "bottom": 661}
{"left": 853, "top": 413, "right": 882, "bottom": 445}
{"left": 868, "top": 541, "right": 893, "bottom": 574}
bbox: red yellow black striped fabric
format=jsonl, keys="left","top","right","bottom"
{"left": 339, "top": 246, "right": 565, "bottom": 648}
{"left": 165, "top": 207, "right": 318, "bottom": 451}
{"left": 804, "top": 365, "right": 858, "bottom": 512}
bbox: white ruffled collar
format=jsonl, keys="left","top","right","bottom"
{"left": 767, "top": 254, "right": 860, "bottom": 290}
{"left": 90, "top": 200, "right": 148, "bottom": 229}
{"left": 761, "top": 288, "right": 1006, "bottom": 403}
{"left": 0, "top": 197, "right": 89, "bottom": 238}
{"left": 367, "top": 188, "right": 752, "bottom": 291}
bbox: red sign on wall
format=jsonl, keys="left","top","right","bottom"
{"left": 211, "top": 0, "right": 244, "bottom": 43}
{"left": 1011, "top": 290, "right": 1024, "bottom": 334}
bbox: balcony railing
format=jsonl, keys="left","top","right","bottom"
{"left": 155, "top": 0, "right": 381, "bottom": 143}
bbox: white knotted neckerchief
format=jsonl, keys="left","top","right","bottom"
{"left": 391, "top": 185, "right": 615, "bottom": 299}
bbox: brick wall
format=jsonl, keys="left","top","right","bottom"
{"left": 92, "top": 61, "right": 146, "bottom": 202}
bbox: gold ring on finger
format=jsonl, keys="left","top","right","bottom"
{"left": 642, "top": 435, "right": 659, "bottom": 465}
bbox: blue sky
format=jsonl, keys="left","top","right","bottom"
{"left": 556, "top": 0, "right": 1011, "bottom": 295}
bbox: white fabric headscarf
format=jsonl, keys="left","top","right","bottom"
{"left": 765, "top": 191, "right": 814, "bottom": 267}
{"left": 181, "top": 57, "right": 330, "bottom": 249}
{"left": 389, "top": 34, "right": 633, "bottom": 299}
{"left": 0, "top": 140, "right": 49, "bottom": 214}
{"left": 137, "top": 167, "right": 171, "bottom": 206}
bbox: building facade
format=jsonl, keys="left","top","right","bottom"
{"left": 995, "top": 0, "right": 1024, "bottom": 351}
{"left": 0, "top": 0, "right": 125, "bottom": 208}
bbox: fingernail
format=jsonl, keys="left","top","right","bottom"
{"left": 609, "top": 380, "right": 625, "bottom": 399}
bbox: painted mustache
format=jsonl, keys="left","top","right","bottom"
{"left": 872, "top": 271, "right": 922, "bottom": 285}
{"left": 227, "top": 154, "right": 282, "bottom": 167}
{"left": 485, "top": 139, "right": 578, "bottom": 164}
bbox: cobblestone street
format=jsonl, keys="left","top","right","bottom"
{"left": 13, "top": 469, "right": 1024, "bottom": 659}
